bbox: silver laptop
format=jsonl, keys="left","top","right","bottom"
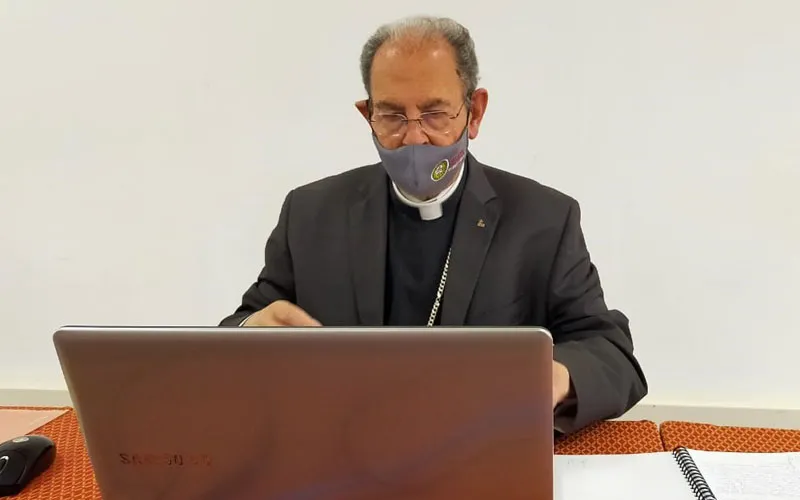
{"left": 53, "top": 326, "right": 554, "bottom": 500}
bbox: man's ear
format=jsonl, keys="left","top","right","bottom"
{"left": 355, "top": 99, "right": 370, "bottom": 121}
{"left": 467, "top": 88, "right": 489, "bottom": 140}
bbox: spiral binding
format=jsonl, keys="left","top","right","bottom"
{"left": 673, "top": 447, "right": 717, "bottom": 500}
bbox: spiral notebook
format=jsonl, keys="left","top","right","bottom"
{"left": 555, "top": 448, "right": 800, "bottom": 500}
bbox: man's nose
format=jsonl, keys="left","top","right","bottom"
{"left": 402, "top": 120, "right": 429, "bottom": 146}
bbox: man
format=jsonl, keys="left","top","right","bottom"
{"left": 220, "top": 15, "right": 647, "bottom": 434}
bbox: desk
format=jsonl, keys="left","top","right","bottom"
{"left": 16, "top": 408, "right": 660, "bottom": 499}
{"left": 660, "top": 420, "right": 800, "bottom": 453}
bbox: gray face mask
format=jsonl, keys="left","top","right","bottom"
{"left": 372, "top": 128, "right": 468, "bottom": 201}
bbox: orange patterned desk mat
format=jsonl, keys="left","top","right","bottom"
{"left": 660, "top": 420, "right": 800, "bottom": 452}
{"left": 11, "top": 408, "right": 101, "bottom": 500}
{"left": 16, "top": 408, "right": 661, "bottom": 499}
{"left": 555, "top": 419, "right": 663, "bottom": 455}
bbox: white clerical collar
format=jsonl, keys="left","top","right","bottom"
{"left": 391, "top": 164, "right": 466, "bottom": 221}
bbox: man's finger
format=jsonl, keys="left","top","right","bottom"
{"left": 275, "top": 304, "right": 322, "bottom": 326}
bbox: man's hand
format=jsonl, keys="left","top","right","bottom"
{"left": 552, "top": 360, "right": 571, "bottom": 409}
{"left": 242, "top": 300, "right": 321, "bottom": 327}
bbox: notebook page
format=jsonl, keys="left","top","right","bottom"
{"left": 554, "top": 452, "right": 695, "bottom": 500}
{"left": 0, "top": 409, "right": 67, "bottom": 443}
{"left": 688, "top": 449, "right": 800, "bottom": 500}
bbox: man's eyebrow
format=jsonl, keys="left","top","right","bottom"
{"left": 418, "top": 98, "right": 452, "bottom": 111}
{"left": 371, "top": 98, "right": 455, "bottom": 113}
{"left": 371, "top": 100, "right": 405, "bottom": 112}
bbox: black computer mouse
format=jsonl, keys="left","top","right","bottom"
{"left": 0, "top": 435, "right": 56, "bottom": 497}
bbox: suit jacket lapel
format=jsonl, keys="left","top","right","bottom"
{"left": 348, "top": 167, "right": 388, "bottom": 326}
{"left": 440, "top": 157, "right": 501, "bottom": 325}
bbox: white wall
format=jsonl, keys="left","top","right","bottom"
{"left": 1, "top": 0, "right": 798, "bottom": 410}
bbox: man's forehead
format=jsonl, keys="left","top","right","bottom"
{"left": 378, "top": 34, "right": 452, "bottom": 57}
{"left": 369, "top": 36, "right": 462, "bottom": 111}
{"left": 372, "top": 36, "right": 456, "bottom": 71}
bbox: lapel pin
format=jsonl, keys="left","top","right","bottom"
{"left": 476, "top": 219, "right": 486, "bottom": 228}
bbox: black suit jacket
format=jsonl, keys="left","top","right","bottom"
{"left": 220, "top": 156, "right": 648, "bottom": 434}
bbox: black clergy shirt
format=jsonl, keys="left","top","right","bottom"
{"left": 383, "top": 166, "right": 468, "bottom": 326}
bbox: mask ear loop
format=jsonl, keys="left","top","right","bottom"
{"left": 461, "top": 96, "right": 472, "bottom": 158}
{"left": 460, "top": 92, "right": 473, "bottom": 149}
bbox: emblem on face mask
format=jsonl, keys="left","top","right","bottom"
{"left": 431, "top": 160, "right": 449, "bottom": 181}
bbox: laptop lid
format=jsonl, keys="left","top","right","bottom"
{"left": 53, "top": 326, "right": 554, "bottom": 500}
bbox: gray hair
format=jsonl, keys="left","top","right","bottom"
{"left": 359, "top": 16, "right": 479, "bottom": 101}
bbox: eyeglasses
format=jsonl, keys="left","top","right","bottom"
{"left": 369, "top": 102, "right": 466, "bottom": 138}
